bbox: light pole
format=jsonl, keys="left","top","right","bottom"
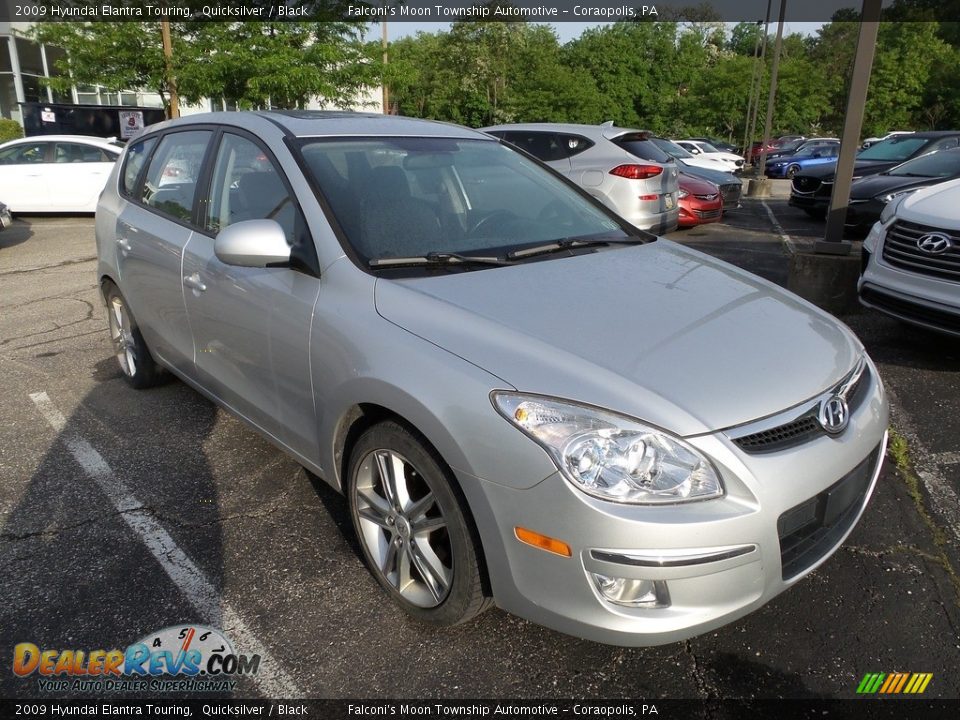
{"left": 757, "top": 0, "right": 787, "bottom": 175}
{"left": 382, "top": 20, "right": 389, "bottom": 114}
{"left": 817, "top": 0, "right": 882, "bottom": 253}
{"left": 746, "top": 0, "right": 772, "bottom": 168}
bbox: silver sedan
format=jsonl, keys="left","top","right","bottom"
{"left": 96, "top": 112, "right": 888, "bottom": 646}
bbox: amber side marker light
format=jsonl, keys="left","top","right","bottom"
{"left": 515, "top": 527, "right": 572, "bottom": 557}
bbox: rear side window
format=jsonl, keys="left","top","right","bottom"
{"left": 121, "top": 137, "right": 157, "bottom": 197}
{"left": 499, "top": 132, "right": 569, "bottom": 162}
{"left": 54, "top": 143, "right": 115, "bottom": 163}
{"left": 139, "top": 131, "right": 212, "bottom": 222}
{"left": 613, "top": 135, "right": 673, "bottom": 164}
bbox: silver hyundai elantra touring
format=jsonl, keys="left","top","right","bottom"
{"left": 96, "top": 112, "right": 888, "bottom": 646}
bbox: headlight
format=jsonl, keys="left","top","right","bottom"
{"left": 879, "top": 191, "right": 913, "bottom": 224}
{"left": 491, "top": 393, "right": 723, "bottom": 504}
{"left": 677, "top": 188, "right": 689, "bottom": 199}
{"left": 876, "top": 188, "right": 918, "bottom": 205}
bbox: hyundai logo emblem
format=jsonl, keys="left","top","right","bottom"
{"left": 916, "top": 232, "right": 953, "bottom": 255}
{"left": 819, "top": 395, "right": 849, "bottom": 434}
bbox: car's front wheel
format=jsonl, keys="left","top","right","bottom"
{"left": 347, "top": 421, "right": 490, "bottom": 626}
{"left": 104, "top": 282, "right": 161, "bottom": 389}
{"left": 786, "top": 164, "right": 801, "bottom": 179}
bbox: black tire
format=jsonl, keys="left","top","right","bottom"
{"left": 803, "top": 207, "right": 827, "bottom": 220}
{"left": 103, "top": 282, "right": 161, "bottom": 389}
{"left": 786, "top": 164, "right": 801, "bottom": 179}
{"left": 347, "top": 420, "right": 491, "bottom": 626}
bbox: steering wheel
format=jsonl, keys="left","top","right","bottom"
{"left": 468, "top": 210, "right": 519, "bottom": 238}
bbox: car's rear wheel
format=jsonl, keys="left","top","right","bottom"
{"left": 347, "top": 421, "right": 490, "bottom": 626}
{"left": 104, "top": 283, "right": 161, "bottom": 389}
{"left": 786, "top": 164, "right": 801, "bottom": 179}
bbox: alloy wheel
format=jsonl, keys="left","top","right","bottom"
{"left": 108, "top": 296, "right": 136, "bottom": 378}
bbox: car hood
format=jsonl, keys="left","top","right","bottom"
{"left": 679, "top": 165, "right": 741, "bottom": 186}
{"left": 897, "top": 178, "right": 960, "bottom": 227}
{"left": 801, "top": 159, "right": 899, "bottom": 182}
{"left": 850, "top": 173, "right": 937, "bottom": 200}
{"left": 680, "top": 156, "right": 732, "bottom": 173}
{"left": 679, "top": 173, "right": 719, "bottom": 195}
{"left": 374, "top": 241, "right": 862, "bottom": 436}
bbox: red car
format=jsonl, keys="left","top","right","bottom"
{"left": 677, "top": 173, "right": 723, "bottom": 227}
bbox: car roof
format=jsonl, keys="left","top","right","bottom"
{"left": 1, "top": 134, "right": 121, "bottom": 149}
{"left": 481, "top": 122, "right": 654, "bottom": 142}
{"left": 146, "top": 110, "right": 489, "bottom": 141}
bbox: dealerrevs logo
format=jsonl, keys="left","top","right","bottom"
{"left": 13, "top": 625, "right": 260, "bottom": 693}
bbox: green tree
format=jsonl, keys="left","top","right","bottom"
{"left": 32, "top": 20, "right": 377, "bottom": 116}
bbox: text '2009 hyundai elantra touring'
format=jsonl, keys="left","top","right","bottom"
{"left": 96, "top": 111, "right": 888, "bottom": 646}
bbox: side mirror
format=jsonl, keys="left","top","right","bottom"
{"left": 214, "top": 219, "right": 291, "bottom": 268}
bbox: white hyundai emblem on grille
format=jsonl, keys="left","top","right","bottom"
{"left": 916, "top": 232, "right": 953, "bottom": 255}
{"left": 818, "top": 395, "right": 849, "bottom": 434}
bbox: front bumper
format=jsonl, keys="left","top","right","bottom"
{"left": 844, "top": 199, "right": 884, "bottom": 230}
{"left": 461, "top": 364, "right": 888, "bottom": 646}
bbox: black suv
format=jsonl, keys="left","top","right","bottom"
{"left": 789, "top": 131, "right": 960, "bottom": 218}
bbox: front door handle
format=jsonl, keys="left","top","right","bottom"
{"left": 116, "top": 237, "right": 131, "bottom": 252}
{"left": 183, "top": 273, "right": 207, "bottom": 292}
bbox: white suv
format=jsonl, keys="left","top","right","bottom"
{"left": 859, "top": 178, "right": 960, "bottom": 334}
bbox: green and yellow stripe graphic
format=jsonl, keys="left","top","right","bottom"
{"left": 856, "top": 672, "right": 933, "bottom": 694}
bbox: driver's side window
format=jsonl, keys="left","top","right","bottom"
{"left": 204, "top": 133, "right": 298, "bottom": 245}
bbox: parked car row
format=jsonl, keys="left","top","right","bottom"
{"left": 96, "top": 110, "right": 888, "bottom": 647}
{"left": 482, "top": 123, "right": 744, "bottom": 233}
{"left": 789, "top": 131, "right": 960, "bottom": 225}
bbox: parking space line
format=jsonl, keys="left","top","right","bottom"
{"left": 760, "top": 199, "right": 800, "bottom": 255}
{"left": 28, "top": 390, "right": 303, "bottom": 698}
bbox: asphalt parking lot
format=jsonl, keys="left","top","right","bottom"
{"left": 1, "top": 200, "right": 958, "bottom": 700}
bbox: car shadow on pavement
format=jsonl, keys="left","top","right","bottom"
{"left": 0, "top": 364, "right": 227, "bottom": 699}
{"left": 0, "top": 219, "right": 34, "bottom": 251}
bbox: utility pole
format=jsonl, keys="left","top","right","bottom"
{"left": 160, "top": 18, "right": 179, "bottom": 119}
{"left": 817, "top": 0, "right": 882, "bottom": 253}
{"left": 741, "top": 22, "right": 762, "bottom": 157}
{"left": 756, "top": 0, "right": 787, "bottom": 175}
{"left": 746, "top": 0, "right": 772, "bottom": 167}
{"left": 382, "top": 20, "right": 389, "bottom": 114}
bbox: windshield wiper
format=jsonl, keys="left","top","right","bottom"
{"left": 368, "top": 251, "right": 514, "bottom": 269}
{"left": 506, "top": 235, "right": 646, "bottom": 261}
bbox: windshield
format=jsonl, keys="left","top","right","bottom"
{"left": 698, "top": 142, "right": 720, "bottom": 153}
{"left": 297, "top": 138, "right": 630, "bottom": 265}
{"left": 651, "top": 138, "right": 692, "bottom": 159}
{"left": 857, "top": 136, "right": 928, "bottom": 161}
{"left": 888, "top": 149, "right": 960, "bottom": 178}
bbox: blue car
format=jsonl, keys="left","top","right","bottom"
{"left": 766, "top": 144, "right": 840, "bottom": 179}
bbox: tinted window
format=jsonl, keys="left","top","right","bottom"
{"left": 614, "top": 136, "right": 673, "bottom": 163}
{"left": 648, "top": 138, "right": 691, "bottom": 160}
{"left": 499, "top": 132, "right": 570, "bottom": 162}
{"left": 205, "top": 133, "right": 299, "bottom": 246}
{"left": 931, "top": 137, "right": 959, "bottom": 152}
{"left": 54, "top": 143, "right": 116, "bottom": 163}
{"left": 139, "top": 131, "right": 211, "bottom": 222}
{"left": 121, "top": 137, "right": 157, "bottom": 197}
{"left": 857, "top": 137, "right": 928, "bottom": 161}
{"left": 298, "top": 138, "right": 625, "bottom": 263}
{"left": 889, "top": 148, "right": 960, "bottom": 178}
{"left": 0, "top": 142, "right": 47, "bottom": 164}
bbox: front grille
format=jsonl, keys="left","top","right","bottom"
{"left": 882, "top": 220, "right": 960, "bottom": 282}
{"left": 732, "top": 362, "right": 870, "bottom": 453}
{"left": 792, "top": 175, "right": 821, "bottom": 193}
{"left": 694, "top": 208, "right": 722, "bottom": 220}
{"left": 720, "top": 183, "right": 741, "bottom": 205}
{"left": 778, "top": 443, "right": 882, "bottom": 580}
{"left": 860, "top": 285, "right": 960, "bottom": 334}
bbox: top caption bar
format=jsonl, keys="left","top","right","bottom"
{"left": 3, "top": 0, "right": 959, "bottom": 24}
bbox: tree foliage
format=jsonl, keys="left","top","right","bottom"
{"left": 32, "top": 20, "right": 377, "bottom": 115}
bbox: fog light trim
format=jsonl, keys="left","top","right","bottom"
{"left": 590, "top": 573, "right": 671, "bottom": 608}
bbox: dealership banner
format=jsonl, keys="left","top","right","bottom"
{"left": 0, "top": 699, "right": 958, "bottom": 719}
{"left": 5, "top": 0, "right": 960, "bottom": 24}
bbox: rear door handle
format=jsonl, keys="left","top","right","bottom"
{"left": 183, "top": 273, "right": 207, "bottom": 292}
